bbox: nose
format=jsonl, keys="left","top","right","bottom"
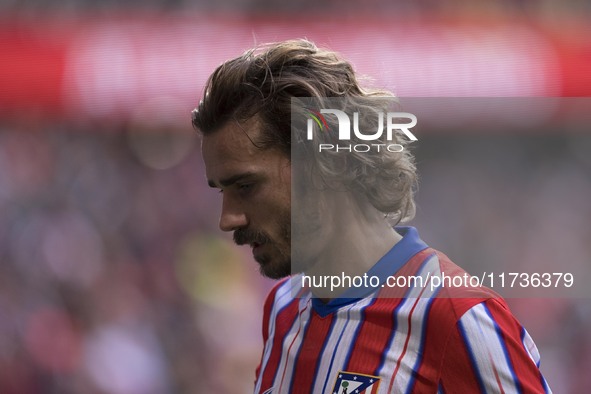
{"left": 219, "top": 195, "right": 248, "bottom": 232}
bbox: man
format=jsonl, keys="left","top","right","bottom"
{"left": 192, "top": 39, "right": 551, "bottom": 393}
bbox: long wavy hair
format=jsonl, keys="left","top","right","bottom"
{"left": 192, "top": 39, "right": 417, "bottom": 224}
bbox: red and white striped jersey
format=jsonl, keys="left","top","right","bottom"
{"left": 254, "top": 227, "right": 551, "bottom": 394}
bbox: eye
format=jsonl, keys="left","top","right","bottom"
{"left": 237, "top": 183, "right": 254, "bottom": 194}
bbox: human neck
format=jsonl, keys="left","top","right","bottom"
{"left": 304, "top": 193, "right": 402, "bottom": 302}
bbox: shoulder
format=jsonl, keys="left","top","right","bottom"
{"left": 424, "top": 254, "right": 550, "bottom": 391}
{"left": 263, "top": 277, "right": 291, "bottom": 308}
{"left": 408, "top": 249, "right": 508, "bottom": 341}
{"left": 261, "top": 276, "right": 305, "bottom": 340}
{"left": 262, "top": 276, "right": 300, "bottom": 318}
{"left": 444, "top": 298, "right": 550, "bottom": 392}
{"left": 429, "top": 249, "right": 503, "bottom": 317}
{"left": 263, "top": 274, "right": 308, "bottom": 305}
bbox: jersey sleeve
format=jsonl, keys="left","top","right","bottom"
{"left": 439, "top": 298, "right": 552, "bottom": 393}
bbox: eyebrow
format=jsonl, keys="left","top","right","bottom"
{"left": 207, "top": 172, "right": 257, "bottom": 189}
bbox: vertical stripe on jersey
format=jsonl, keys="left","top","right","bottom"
{"left": 273, "top": 298, "right": 313, "bottom": 393}
{"left": 314, "top": 297, "right": 376, "bottom": 394}
{"left": 343, "top": 296, "right": 402, "bottom": 374}
{"left": 287, "top": 309, "right": 335, "bottom": 393}
{"left": 255, "top": 279, "right": 304, "bottom": 394}
{"left": 485, "top": 301, "right": 551, "bottom": 394}
{"left": 520, "top": 327, "right": 541, "bottom": 368}
{"left": 458, "top": 302, "right": 520, "bottom": 393}
{"left": 410, "top": 296, "right": 458, "bottom": 392}
{"left": 381, "top": 253, "right": 441, "bottom": 393}
{"left": 483, "top": 304, "right": 522, "bottom": 393}
{"left": 343, "top": 251, "right": 436, "bottom": 380}
{"left": 521, "top": 327, "right": 551, "bottom": 393}
{"left": 405, "top": 294, "right": 437, "bottom": 393}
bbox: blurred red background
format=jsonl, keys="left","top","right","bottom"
{"left": 1, "top": 3, "right": 590, "bottom": 393}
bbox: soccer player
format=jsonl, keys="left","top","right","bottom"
{"left": 192, "top": 39, "right": 552, "bottom": 393}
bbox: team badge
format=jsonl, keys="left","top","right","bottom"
{"left": 331, "top": 371, "right": 381, "bottom": 394}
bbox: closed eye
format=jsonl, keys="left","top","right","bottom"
{"left": 216, "top": 183, "right": 253, "bottom": 195}
{"left": 237, "top": 183, "right": 255, "bottom": 194}
{"left": 208, "top": 172, "right": 260, "bottom": 196}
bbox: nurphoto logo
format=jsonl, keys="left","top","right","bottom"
{"left": 306, "top": 109, "right": 418, "bottom": 153}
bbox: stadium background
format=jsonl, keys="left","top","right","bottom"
{"left": 1, "top": 1, "right": 590, "bottom": 393}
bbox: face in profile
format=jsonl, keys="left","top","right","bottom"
{"left": 201, "top": 117, "right": 292, "bottom": 279}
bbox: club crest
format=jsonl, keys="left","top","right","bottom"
{"left": 331, "top": 371, "right": 380, "bottom": 394}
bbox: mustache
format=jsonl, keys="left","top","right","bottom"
{"left": 233, "top": 227, "right": 272, "bottom": 246}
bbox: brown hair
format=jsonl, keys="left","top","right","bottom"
{"left": 192, "top": 39, "right": 418, "bottom": 224}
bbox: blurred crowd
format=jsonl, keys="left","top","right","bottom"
{"left": 0, "top": 123, "right": 274, "bottom": 393}
{"left": 0, "top": 0, "right": 589, "bottom": 16}
{"left": 0, "top": 119, "right": 590, "bottom": 393}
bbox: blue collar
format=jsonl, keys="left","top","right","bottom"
{"left": 311, "top": 226, "right": 429, "bottom": 317}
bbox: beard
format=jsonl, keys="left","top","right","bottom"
{"left": 233, "top": 212, "right": 292, "bottom": 279}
